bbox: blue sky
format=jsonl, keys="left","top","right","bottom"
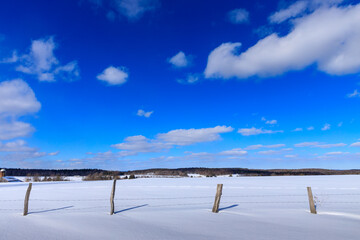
{"left": 1, "top": 0, "right": 360, "bottom": 170}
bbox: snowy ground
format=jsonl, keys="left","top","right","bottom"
{"left": 1, "top": 175, "right": 360, "bottom": 240}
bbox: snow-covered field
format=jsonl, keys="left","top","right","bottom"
{"left": 1, "top": 175, "right": 360, "bottom": 240}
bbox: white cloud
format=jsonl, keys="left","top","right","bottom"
{"left": 0, "top": 140, "right": 35, "bottom": 152}
{"left": 219, "top": 148, "right": 247, "bottom": 156}
{"left": 85, "top": 0, "right": 159, "bottom": 21}
{"left": 294, "top": 142, "right": 320, "bottom": 147}
{"left": 347, "top": 89, "right": 360, "bottom": 98}
{"left": 111, "top": 126, "right": 233, "bottom": 155}
{"left": 284, "top": 154, "right": 297, "bottom": 158}
{"left": 205, "top": 4, "right": 360, "bottom": 79}
{"left": 238, "top": 127, "right": 283, "bottom": 136}
{"left": 324, "top": 151, "right": 347, "bottom": 156}
{"left": 48, "top": 151, "right": 60, "bottom": 156}
{"left": 0, "top": 121, "right": 34, "bottom": 140}
{"left": 294, "top": 142, "right": 345, "bottom": 148}
{"left": 168, "top": 51, "right": 190, "bottom": 68}
{"left": 266, "top": 119, "right": 277, "bottom": 124}
{"left": 111, "top": 135, "right": 169, "bottom": 153}
{"left": 0, "top": 79, "right": 40, "bottom": 140}
{"left": 321, "top": 123, "right": 331, "bottom": 131}
{"left": 245, "top": 144, "right": 285, "bottom": 150}
{"left": 307, "top": 126, "right": 314, "bottom": 130}
{"left": 227, "top": 8, "right": 249, "bottom": 24}
{"left": 157, "top": 126, "right": 234, "bottom": 146}
{"left": 338, "top": 122, "right": 343, "bottom": 127}
{"left": 292, "top": 128, "right": 303, "bottom": 132}
{"left": 137, "top": 109, "right": 153, "bottom": 118}
{"left": 177, "top": 73, "right": 200, "bottom": 84}
{"left": 269, "top": 1, "right": 308, "bottom": 23}
{"left": 258, "top": 148, "right": 292, "bottom": 155}
{"left": 0, "top": 79, "right": 41, "bottom": 117}
{"left": 97, "top": 66, "right": 128, "bottom": 85}
{"left": 350, "top": 142, "right": 360, "bottom": 147}
{"left": 13, "top": 37, "right": 80, "bottom": 82}
{"left": 315, "top": 143, "right": 346, "bottom": 148}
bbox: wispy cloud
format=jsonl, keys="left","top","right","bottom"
{"left": 137, "top": 109, "right": 153, "bottom": 118}
{"left": 238, "top": 127, "right": 283, "bottom": 136}
{"left": 227, "top": 8, "right": 249, "bottom": 24}
{"left": 7, "top": 37, "right": 80, "bottom": 82}
{"left": 321, "top": 123, "right": 331, "bottom": 131}
{"left": 347, "top": 89, "right": 360, "bottom": 98}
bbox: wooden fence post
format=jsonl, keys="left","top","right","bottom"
{"left": 23, "top": 183, "right": 32, "bottom": 216}
{"left": 110, "top": 179, "right": 117, "bottom": 215}
{"left": 212, "top": 184, "right": 223, "bottom": 213}
{"left": 307, "top": 187, "right": 317, "bottom": 214}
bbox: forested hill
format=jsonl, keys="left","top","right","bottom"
{"left": 2, "top": 167, "right": 360, "bottom": 177}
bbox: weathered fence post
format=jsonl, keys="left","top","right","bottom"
{"left": 307, "top": 187, "right": 317, "bottom": 214}
{"left": 23, "top": 183, "right": 32, "bottom": 216}
{"left": 110, "top": 179, "right": 117, "bottom": 215}
{"left": 212, "top": 184, "right": 223, "bottom": 213}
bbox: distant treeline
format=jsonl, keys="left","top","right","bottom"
{"left": 126, "top": 167, "right": 360, "bottom": 177}
{"left": 2, "top": 168, "right": 119, "bottom": 177}
{"left": 2, "top": 167, "right": 360, "bottom": 177}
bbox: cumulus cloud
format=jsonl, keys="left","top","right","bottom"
{"left": 97, "top": 66, "right": 128, "bottom": 85}
{"left": 0, "top": 79, "right": 41, "bottom": 118}
{"left": 347, "top": 89, "right": 360, "bottom": 98}
{"left": 205, "top": 3, "right": 360, "bottom": 79}
{"left": 238, "top": 127, "right": 283, "bottom": 136}
{"left": 168, "top": 51, "right": 190, "bottom": 68}
{"left": 111, "top": 125, "right": 233, "bottom": 155}
{"left": 85, "top": 0, "right": 159, "bottom": 21}
{"left": 111, "top": 135, "right": 169, "bottom": 153}
{"left": 157, "top": 126, "right": 234, "bottom": 146}
{"left": 137, "top": 109, "right": 153, "bottom": 118}
{"left": 292, "top": 128, "right": 303, "bottom": 132}
{"left": 321, "top": 123, "right": 331, "bottom": 131}
{"left": 0, "top": 79, "right": 41, "bottom": 140}
{"left": 307, "top": 126, "right": 314, "bottom": 130}
{"left": 12, "top": 37, "right": 80, "bottom": 82}
{"left": 227, "top": 8, "right": 249, "bottom": 24}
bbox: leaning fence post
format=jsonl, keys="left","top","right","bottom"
{"left": 110, "top": 179, "right": 117, "bottom": 215}
{"left": 23, "top": 183, "right": 32, "bottom": 216}
{"left": 307, "top": 187, "right": 317, "bottom": 214}
{"left": 212, "top": 184, "right": 223, "bottom": 213}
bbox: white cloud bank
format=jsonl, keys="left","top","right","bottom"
{"left": 97, "top": 66, "right": 128, "bottom": 85}
{"left": 205, "top": 3, "right": 360, "bottom": 79}
{"left": 0, "top": 79, "right": 41, "bottom": 140}
{"left": 7, "top": 37, "right": 80, "bottom": 82}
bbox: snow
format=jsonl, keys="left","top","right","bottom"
{"left": 1, "top": 175, "right": 360, "bottom": 240}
